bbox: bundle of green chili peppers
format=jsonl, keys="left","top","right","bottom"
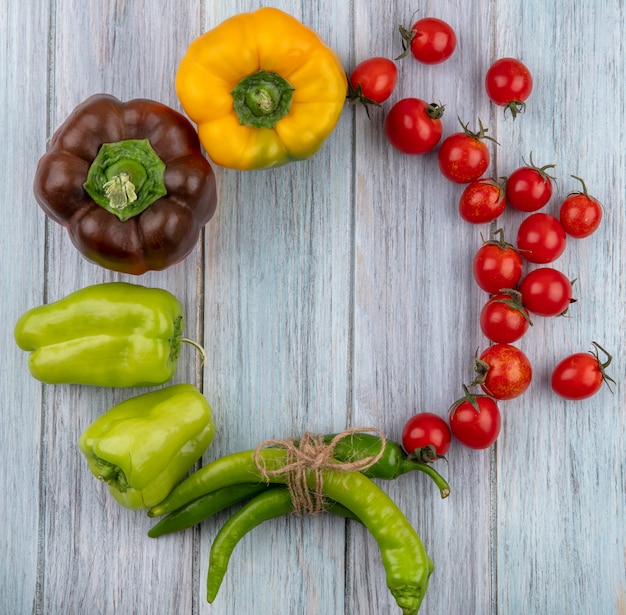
{"left": 148, "top": 430, "right": 450, "bottom": 615}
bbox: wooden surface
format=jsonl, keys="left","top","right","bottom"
{"left": 2, "top": 1, "right": 624, "bottom": 614}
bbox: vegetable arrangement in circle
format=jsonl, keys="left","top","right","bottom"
{"left": 13, "top": 5, "right": 616, "bottom": 615}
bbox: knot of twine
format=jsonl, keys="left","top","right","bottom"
{"left": 253, "top": 427, "right": 386, "bottom": 516}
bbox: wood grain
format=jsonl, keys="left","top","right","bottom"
{"left": 1, "top": 2, "right": 49, "bottom": 614}
{"left": 1, "top": 1, "right": 624, "bottom": 614}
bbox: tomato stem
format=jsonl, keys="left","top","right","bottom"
{"left": 590, "top": 341, "right": 616, "bottom": 392}
{"left": 453, "top": 384, "right": 496, "bottom": 414}
{"left": 426, "top": 102, "right": 446, "bottom": 120}
{"left": 504, "top": 100, "right": 527, "bottom": 120}
{"left": 395, "top": 23, "right": 416, "bottom": 59}
{"left": 522, "top": 152, "right": 556, "bottom": 181}
{"left": 491, "top": 291, "right": 534, "bottom": 325}
{"left": 569, "top": 174, "right": 590, "bottom": 197}
{"left": 482, "top": 227, "right": 520, "bottom": 255}
{"left": 457, "top": 116, "right": 500, "bottom": 145}
{"left": 395, "top": 9, "right": 421, "bottom": 60}
{"left": 469, "top": 356, "right": 490, "bottom": 388}
{"left": 407, "top": 445, "right": 444, "bottom": 464}
{"left": 346, "top": 82, "right": 382, "bottom": 119}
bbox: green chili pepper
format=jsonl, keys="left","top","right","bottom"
{"left": 148, "top": 448, "right": 285, "bottom": 517}
{"left": 206, "top": 487, "right": 358, "bottom": 603}
{"left": 194, "top": 459, "right": 431, "bottom": 614}
{"left": 147, "top": 434, "right": 449, "bottom": 538}
{"left": 323, "top": 432, "right": 450, "bottom": 496}
{"left": 79, "top": 384, "right": 215, "bottom": 510}
{"left": 148, "top": 483, "right": 270, "bottom": 538}
{"left": 14, "top": 282, "right": 204, "bottom": 387}
{"left": 148, "top": 437, "right": 449, "bottom": 518}
{"left": 318, "top": 469, "right": 433, "bottom": 615}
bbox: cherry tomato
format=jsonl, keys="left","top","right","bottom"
{"left": 401, "top": 412, "right": 452, "bottom": 461}
{"left": 559, "top": 176, "right": 603, "bottom": 238}
{"left": 516, "top": 213, "right": 567, "bottom": 264}
{"left": 474, "top": 344, "right": 532, "bottom": 400}
{"left": 349, "top": 57, "right": 398, "bottom": 106}
{"left": 551, "top": 342, "right": 615, "bottom": 400}
{"left": 438, "top": 118, "right": 495, "bottom": 183}
{"left": 472, "top": 232, "right": 524, "bottom": 294}
{"left": 479, "top": 292, "right": 531, "bottom": 344}
{"left": 398, "top": 17, "right": 457, "bottom": 64}
{"left": 485, "top": 57, "right": 533, "bottom": 119}
{"left": 518, "top": 267, "right": 574, "bottom": 317}
{"left": 448, "top": 389, "right": 501, "bottom": 449}
{"left": 385, "top": 99, "right": 444, "bottom": 155}
{"left": 506, "top": 155, "right": 556, "bottom": 212}
{"left": 458, "top": 178, "right": 506, "bottom": 224}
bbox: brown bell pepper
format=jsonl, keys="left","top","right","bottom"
{"left": 33, "top": 93, "right": 217, "bottom": 275}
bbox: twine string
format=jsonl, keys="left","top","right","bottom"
{"left": 253, "top": 427, "right": 387, "bottom": 516}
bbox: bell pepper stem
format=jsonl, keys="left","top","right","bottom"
{"left": 84, "top": 139, "right": 167, "bottom": 222}
{"left": 95, "top": 458, "right": 129, "bottom": 493}
{"left": 231, "top": 70, "right": 295, "bottom": 129}
{"left": 103, "top": 171, "right": 138, "bottom": 210}
{"left": 182, "top": 337, "right": 208, "bottom": 367}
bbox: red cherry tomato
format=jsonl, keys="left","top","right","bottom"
{"left": 438, "top": 118, "right": 495, "bottom": 183}
{"left": 472, "top": 232, "right": 524, "bottom": 294}
{"left": 485, "top": 57, "right": 533, "bottom": 118}
{"left": 479, "top": 292, "right": 532, "bottom": 344}
{"left": 448, "top": 389, "right": 501, "bottom": 449}
{"left": 349, "top": 57, "right": 398, "bottom": 105}
{"left": 518, "top": 267, "right": 574, "bottom": 317}
{"left": 401, "top": 412, "right": 452, "bottom": 461}
{"left": 506, "top": 155, "right": 556, "bottom": 212}
{"left": 458, "top": 178, "right": 506, "bottom": 224}
{"left": 474, "top": 344, "right": 532, "bottom": 400}
{"left": 385, "top": 99, "right": 444, "bottom": 155}
{"left": 400, "top": 17, "right": 457, "bottom": 64}
{"left": 516, "top": 213, "right": 567, "bottom": 264}
{"left": 551, "top": 342, "right": 615, "bottom": 400}
{"left": 559, "top": 176, "right": 603, "bottom": 238}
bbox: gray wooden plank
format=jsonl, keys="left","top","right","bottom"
{"left": 0, "top": 1, "right": 50, "bottom": 613}
{"left": 491, "top": 1, "right": 626, "bottom": 613}
{"left": 349, "top": 1, "right": 498, "bottom": 613}
{"left": 36, "top": 1, "right": 205, "bottom": 613}
{"left": 198, "top": 2, "right": 354, "bottom": 613}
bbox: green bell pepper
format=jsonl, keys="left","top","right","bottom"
{"left": 14, "top": 282, "right": 203, "bottom": 387}
{"left": 79, "top": 384, "right": 215, "bottom": 509}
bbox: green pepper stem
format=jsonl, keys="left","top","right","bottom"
{"left": 231, "top": 70, "right": 295, "bottom": 129}
{"left": 103, "top": 171, "right": 137, "bottom": 210}
{"left": 182, "top": 337, "right": 208, "bottom": 367}
{"left": 84, "top": 139, "right": 167, "bottom": 221}
{"left": 95, "top": 458, "right": 129, "bottom": 492}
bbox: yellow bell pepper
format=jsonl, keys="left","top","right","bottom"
{"left": 175, "top": 7, "right": 347, "bottom": 170}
